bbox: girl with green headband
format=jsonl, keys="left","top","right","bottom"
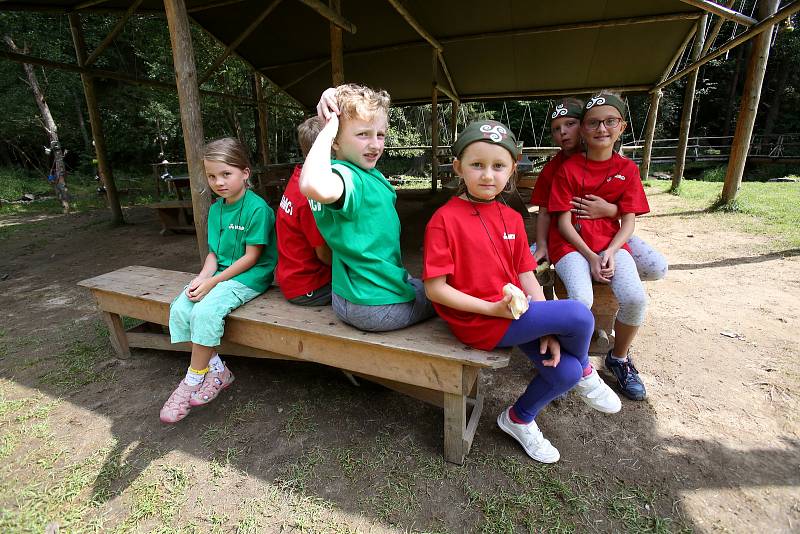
{"left": 547, "top": 93, "right": 653, "bottom": 401}
{"left": 424, "top": 119, "right": 621, "bottom": 464}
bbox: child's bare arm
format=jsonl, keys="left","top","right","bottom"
{"left": 188, "top": 245, "right": 263, "bottom": 301}
{"left": 314, "top": 244, "right": 332, "bottom": 266}
{"left": 534, "top": 207, "right": 550, "bottom": 261}
{"left": 571, "top": 194, "right": 619, "bottom": 219}
{"left": 518, "top": 271, "right": 545, "bottom": 302}
{"left": 424, "top": 276, "right": 514, "bottom": 319}
{"left": 299, "top": 115, "right": 343, "bottom": 204}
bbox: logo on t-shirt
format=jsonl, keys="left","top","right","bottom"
{"left": 502, "top": 232, "right": 516, "bottom": 240}
{"left": 227, "top": 224, "right": 245, "bottom": 231}
{"left": 607, "top": 173, "right": 626, "bottom": 182}
{"left": 308, "top": 199, "right": 322, "bottom": 212}
{"left": 280, "top": 195, "right": 293, "bottom": 216}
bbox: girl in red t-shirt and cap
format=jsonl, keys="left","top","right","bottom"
{"left": 423, "top": 120, "right": 621, "bottom": 464}
{"left": 548, "top": 93, "right": 651, "bottom": 401}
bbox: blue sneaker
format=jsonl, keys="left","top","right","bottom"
{"left": 604, "top": 351, "right": 647, "bottom": 401}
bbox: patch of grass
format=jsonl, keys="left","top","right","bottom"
{"left": 38, "top": 338, "right": 112, "bottom": 391}
{"left": 281, "top": 400, "right": 317, "bottom": 439}
{"left": 607, "top": 483, "right": 682, "bottom": 534}
{"left": 276, "top": 448, "right": 324, "bottom": 493}
{"left": 121, "top": 464, "right": 190, "bottom": 530}
{"left": 647, "top": 180, "right": 800, "bottom": 248}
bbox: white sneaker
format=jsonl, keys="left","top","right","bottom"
{"left": 574, "top": 368, "right": 622, "bottom": 414}
{"left": 497, "top": 407, "right": 560, "bottom": 463}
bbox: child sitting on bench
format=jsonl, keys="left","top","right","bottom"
{"left": 299, "top": 84, "right": 435, "bottom": 331}
{"left": 160, "top": 138, "right": 278, "bottom": 424}
{"left": 531, "top": 97, "right": 668, "bottom": 282}
{"left": 548, "top": 93, "right": 651, "bottom": 401}
{"left": 276, "top": 116, "right": 333, "bottom": 305}
{"left": 423, "top": 120, "right": 620, "bottom": 464}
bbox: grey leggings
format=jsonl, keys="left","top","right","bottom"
{"left": 331, "top": 278, "right": 436, "bottom": 332}
{"left": 555, "top": 249, "right": 647, "bottom": 326}
{"left": 627, "top": 236, "right": 668, "bottom": 281}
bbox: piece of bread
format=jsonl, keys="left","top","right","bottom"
{"left": 502, "top": 283, "right": 529, "bottom": 319}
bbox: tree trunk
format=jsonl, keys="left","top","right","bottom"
{"left": 4, "top": 35, "right": 70, "bottom": 213}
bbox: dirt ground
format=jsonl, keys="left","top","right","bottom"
{"left": 0, "top": 183, "right": 798, "bottom": 533}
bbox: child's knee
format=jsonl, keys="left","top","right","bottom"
{"left": 550, "top": 357, "right": 583, "bottom": 391}
{"left": 562, "top": 299, "right": 595, "bottom": 334}
{"left": 639, "top": 262, "right": 668, "bottom": 281}
{"left": 618, "top": 291, "right": 647, "bottom": 326}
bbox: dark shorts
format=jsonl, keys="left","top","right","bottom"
{"left": 287, "top": 283, "right": 332, "bottom": 306}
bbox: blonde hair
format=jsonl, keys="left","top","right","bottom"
{"left": 334, "top": 83, "right": 390, "bottom": 122}
{"left": 297, "top": 116, "right": 324, "bottom": 157}
{"left": 203, "top": 137, "right": 252, "bottom": 171}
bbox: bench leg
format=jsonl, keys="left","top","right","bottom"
{"left": 443, "top": 391, "right": 467, "bottom": 465}
{"left": 102, "top": 311, "right": 130, "bottom": 359}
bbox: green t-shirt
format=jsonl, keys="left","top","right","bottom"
{"left": 207, "top": 189, "right": 277, "bottom": 294}
{"left": 310, "top": 160, "right": 415, "bottom": 305}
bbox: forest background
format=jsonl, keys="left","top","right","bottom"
{"left": 0, "top": 5, "right": 798, "bottom": 191}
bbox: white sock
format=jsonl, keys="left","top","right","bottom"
{"left": 610, "top": 354, "right": 628, "bottom": 363}
{"left": 184, "top": 367, "right": 205, "bottom": 386}
{"left": 209, "top": 354, "right": 225, "bottom": 373}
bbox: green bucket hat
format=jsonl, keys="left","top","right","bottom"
{"left": 549, "top": 99, "right": 584, "bottom": 121}
{"left": 451, "top": 120, "right": 520, "bottom": 160}
{"left": 584, "top": 93, "right": 627, "bottom": 117}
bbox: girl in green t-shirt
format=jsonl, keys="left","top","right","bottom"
{"left": 161, "top": 138, "right": 277, "bottom": 424}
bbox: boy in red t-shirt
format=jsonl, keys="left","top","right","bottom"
{"left": 275, "top": 116, "right": 332, "bottom": 305}
{"left": 548, "top": 93, "right": 650, "bottom": 401}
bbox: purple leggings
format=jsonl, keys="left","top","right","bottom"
{"left": 496, "top": 299, "right": 594, "bottom": 423}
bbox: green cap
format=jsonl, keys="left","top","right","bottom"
{"left": 451, "top": 120, "right": 520, "bottom": 160}
{"left": 585, "top": 93, "right": 627, "bottom": 117}
{"left": 549, "top": 99, "right": 584, "bottom": 121}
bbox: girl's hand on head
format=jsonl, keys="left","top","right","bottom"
{"left": 589, "top": 252, "right": 611, "bottom": 283}
{"left": 316, "top": 88, "right": 340, "bottom": 120}
{"left": 571, "top": 194, "right": 618, "bottom": 219}
{"left": 539, "top": 335, "right": 561, "bottom": 367}
{"left": 489, "top": 293, "right": 516, "bottom": 319}
{"left": 320, "top": 113, "right": 340, "bottom": 140}
{"left": 188, "top": 278, "right": 217, "bottom": 302}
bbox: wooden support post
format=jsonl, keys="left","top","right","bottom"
{"left": 164, "top": 0, "right": 210, "bottom": 260}
{"left": 451, "top": 100, "right": 459, "bottom": 144}
{"left": 255, "top": 74, "right": 270, "bottom": 168}
{"left": 431, "top": 52, "right": 439, "bottom": 193}
{"left": 68, "top": 13, "right": 125, "bottom": 226}
{"left": 84, "top": 0, "right": 144, "bottom": 67}
{"left": 672, "top": 14, "right": 707, "bottom": 192}
{"left": 329, "top": 0, "right": 344, "bottom": 85}
{"left": 640, "top": 89, "right": 662, "bottom": 181}
{"left": 722, "top": 0, "right": 780, "bottom": 204}
{"left": 102, "top": 311, "right": 130, "bottom": 358}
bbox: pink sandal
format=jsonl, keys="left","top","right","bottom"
{"left": 190, "top": 367, "right": 235, "bottom": 406}
{"left": 160, "top": 380, "right": 202, "bottom": 424}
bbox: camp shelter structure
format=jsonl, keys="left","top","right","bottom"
{"left": 2, "top": 0, "right": 798, "bottom": 258}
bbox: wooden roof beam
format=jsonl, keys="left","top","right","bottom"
{"left": 678, "top": 0, "right": 756, "bottom": 27}
{"left": 84, "top": 0, "right": 144, "bottom": 67}
{"left": 653, "top": 0, "right": 800, "bottom": 92}
{"left": 660, "top": 25, "right": 697, "bottom": 81}
{"left": 701, "top": 0, "right": 736, "bottom": 55}
{"left": 296, "top": 0, "right": 357, "bottom": 34}
{"left": 198, "top": 0, "right": 283, "bottom": 86}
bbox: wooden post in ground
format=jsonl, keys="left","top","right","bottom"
{"left": 329, "top": 0, "right": 344, "bottom": 85}
{"left": 721, "top": 0, "right": 780, "bottom": 204}
{"left": 450, "top": 99, "right": 459, "bottom": 144}
{"left": 164, "top": 0, "right": 210, "bottom": 259}
{"left": 640, "top": 89, "right": 662, "bottom": 180}
{"left": 255, "top": 73, "right": 270, "bottom": 168}
{"left": 431, "top": 49, "right": 439, "bottom": 192}
{"left": 672, "top": 14, "right": 707, "bottom": 192}
{"left": 68, "top": 14, "right": 125, "bottom": 225}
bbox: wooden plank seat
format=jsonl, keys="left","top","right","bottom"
{"left": 78, "top": 265, "right": 511, "bottom": 464}
{"left": 146, "top": 200, "right": 194, "bottom": 235}
{"left": 554, "top": 275, "right": 619, "bottom": 354}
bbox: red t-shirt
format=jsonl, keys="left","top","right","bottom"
{"left": 275, "top": 165, "right": 332, "bottom": 299}
{"left": 423, "top": 197, "right": 537, "bottom": 350}
{"left": 530, "top": 150, "right": 567, "bottom": 206}
{"left": 547, "top": 153, "right": 650, "bottom": 264}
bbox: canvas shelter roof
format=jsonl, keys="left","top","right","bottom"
{"left": 5, "top": 1, "right": 706, "bottom": 108}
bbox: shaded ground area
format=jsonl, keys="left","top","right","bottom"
{"left": 0, "top": 184, "right": 798, "bottom": 532}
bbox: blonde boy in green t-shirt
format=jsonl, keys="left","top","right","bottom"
{"left": 299, "top": 84, "right": 434, "bottom": 331}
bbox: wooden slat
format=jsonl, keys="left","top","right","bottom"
{"left": 126, "top": 331, "right": 301, "bottom": 361}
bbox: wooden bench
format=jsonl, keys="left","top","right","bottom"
{"left": 146, "top": 200, "right": 194, "bottom": 235}
{"left": 78, "top": 266, "right": 510, "bottom": 464}
{"left": 554, "top": 275, "right": 618, "bottom": 354}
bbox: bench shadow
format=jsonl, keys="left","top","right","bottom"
{"left": 670, "top": 248, "right": 800, "bottom": 270}
{"left": 2, "top": 204, "right": 798, "bottom": 531}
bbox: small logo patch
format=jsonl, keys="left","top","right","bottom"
{"left": 551, "top": 104, "right": 568, "bottom": 119}
{"left": 308, "top": 199, "right": 322, "bottom": 212}
{"left": 479, "top": 123, "right": 508, "bottom": 142}
{"left": 502, "top": 232, "right": 516, "bottom": 240}
{"left": 606, "top": 173, "right": 626, "bottom": 182}
{"left": 586, "top": 96, "right": 606, "bottom": 109}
